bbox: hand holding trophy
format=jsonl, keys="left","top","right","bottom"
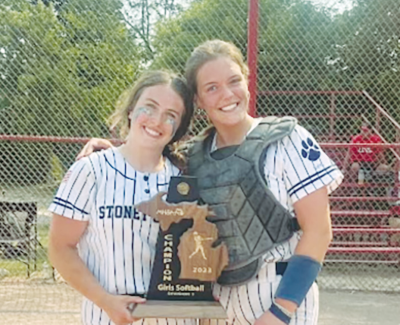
{"left": 132, "top": 176, "right": 228, "bottom": 319}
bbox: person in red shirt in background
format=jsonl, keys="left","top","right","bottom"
{"left": 343, "top": 122, "right": 389, "bottom": 183}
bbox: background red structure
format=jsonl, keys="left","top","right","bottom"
{"left": 1, "top": 1, "right": 400, "bottom": 323}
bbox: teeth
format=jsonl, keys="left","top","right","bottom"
{"left": 221, "top": 103, "right": 237, "bottom": 112}
{"left": 145, "top": 127, "right": 161, "bottom": 137}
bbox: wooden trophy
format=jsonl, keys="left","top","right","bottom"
{"left": 132, "top": 176, "right": 228, "bottom": 319}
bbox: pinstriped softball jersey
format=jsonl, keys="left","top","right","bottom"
{"left": 49, "top": 147, "right": 195, "bottom": 325}
{"left": 205, "top": 119, "right": 343, "bottom": 325}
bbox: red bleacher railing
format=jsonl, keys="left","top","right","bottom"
{"left": 1, "top": 95, "right": 400, "bottom": 266}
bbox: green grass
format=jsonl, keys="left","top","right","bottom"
{"left": 0, "top": 181, "right": 56, "bottom": 278}
{"left": 0, "top": 223, "right": 51, "bottom": 278}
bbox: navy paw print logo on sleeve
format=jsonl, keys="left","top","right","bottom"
{"left": 301, "top": 138, "right": 321, "bottom": 161}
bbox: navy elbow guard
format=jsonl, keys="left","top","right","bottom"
{"left": 273, "top": 255, "right": 322, "bottom": 306}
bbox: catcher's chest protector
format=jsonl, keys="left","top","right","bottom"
{"left": 187, "top": 117, "right": 299, "bottom": 286}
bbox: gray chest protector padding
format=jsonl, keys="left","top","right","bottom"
{"left": 187, "top": 116, "right": 299, "bottom": 286}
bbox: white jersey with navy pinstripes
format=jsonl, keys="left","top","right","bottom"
{"left": 206, "top": 119, "right": 343, "bottom": 325}
{"left": 49, "top": 148, "right": 194, "bottom": 325}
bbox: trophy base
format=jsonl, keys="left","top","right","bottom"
{"left": 132, "top": 300, "right": 227, "bottom": 319}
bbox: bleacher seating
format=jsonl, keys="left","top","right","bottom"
{"left": 326, "top": 171, "right": 400, "bottom": 265}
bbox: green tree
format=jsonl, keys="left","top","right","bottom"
{"left": 325, "top": 0, "right": 400, "bottom": 140}
{"left": 0, "top": 0, "right": 141, "bottom": 183}
{"left": 152, "top": 0, "right": 337, "bottom": 120}
{"left": 122, "top": 0, "right": 190, "bottom": 61}
{"left": 254, "top": 0, "right": 340, "bottom": 124}
{"left": 151, "top": 0, "right": 248, "bottom": 74}
{"left": 257, "top": 1, "right": 335, "bottom": 91}
{"left": 150, "top": 0, "right": 249, "bottom": 134}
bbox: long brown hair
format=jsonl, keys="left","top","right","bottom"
{"left": 108, "top": 70, "right": 194, "bottom": 168}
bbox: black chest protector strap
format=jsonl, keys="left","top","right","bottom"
{"left": 187, "top": 116, "right": 299, "bottom": 286}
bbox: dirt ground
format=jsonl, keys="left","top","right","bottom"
{"left": 319, "top": 290, "right": 400, "bottom": 325}
{"left": 0, "top": 282, "right": 81, "bottom": 324}
{"left": 1, "top": 284, "right": 399, "bottom": 325}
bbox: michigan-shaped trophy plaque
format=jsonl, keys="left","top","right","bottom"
{"left": 132, "top": 176, "right": 228, "bottom": 319}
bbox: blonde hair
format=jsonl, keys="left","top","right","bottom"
{"left": 185, "top": 39, "right": 249, "bottom": 96}
{"left": 184, "top": 40, "right": 249, "bottom": 139}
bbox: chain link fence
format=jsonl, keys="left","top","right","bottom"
{"left": 1, "top": 0, "right": 400, "bottom": 323}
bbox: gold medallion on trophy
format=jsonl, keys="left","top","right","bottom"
{"left": 177, "top": 181, "right": 190, "bottom": 196}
